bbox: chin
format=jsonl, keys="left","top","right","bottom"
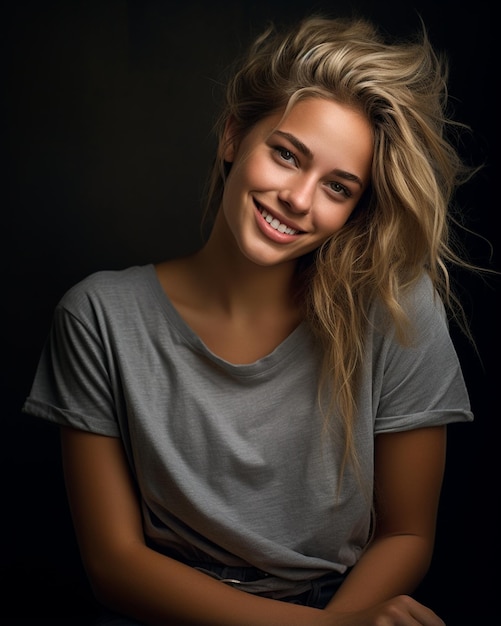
{"left": 241, "top": 248, "right": 305, "bottom": 268}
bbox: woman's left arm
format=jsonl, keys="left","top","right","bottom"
{"left": 326, "top": 425, "right": 447, "bottom": 612}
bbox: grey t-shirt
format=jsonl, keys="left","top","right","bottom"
{"left": 23, "top": 264, "right": 473, "bottom": 597}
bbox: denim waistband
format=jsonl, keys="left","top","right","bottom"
{"left": 182, "top": 560, "right": 272, "bottom": 584}
{"left": 150, "top": 544, "right": 348, "bottom": 594}
{"left": 185, "top": 558, "right": 349, "bottom": 606}
{"left": 150, "top": 545, "right": 273, "bottom": 583}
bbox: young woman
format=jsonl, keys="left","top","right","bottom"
{"left": 23, "top": 15, "right": 474, "bottom": 626}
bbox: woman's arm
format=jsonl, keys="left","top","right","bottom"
{"left": 325, "top": 426, "right": 447, "bottom": 617}
{"left": 60, "top": 426, "right": 330, "bottom": 626}
{"left": 60, "top": 425, "right": 446, "bottom": 626}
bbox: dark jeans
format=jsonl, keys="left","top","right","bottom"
{"left": 93, "top": 562, "right": 348, "bottom": 625}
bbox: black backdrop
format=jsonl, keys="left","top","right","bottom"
{"left": 3, "top": 1, "right": 498, "bottom": 624}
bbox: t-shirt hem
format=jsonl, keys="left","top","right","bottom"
{"left": 22, "top": 398, "right": 120, "bottom": 437}
{"left": 375, "top": 408, "right": 474, "bottom": 434}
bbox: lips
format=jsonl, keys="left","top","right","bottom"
{"left": 254, "top": 201, "right": 304, "bottom": 236}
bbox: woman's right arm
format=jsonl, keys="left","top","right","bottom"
{"left": 59, "top": 426, "right": 328, "bottom": 626}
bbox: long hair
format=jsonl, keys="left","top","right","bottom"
{"left": 204, "top": 16, "right": 475, "bottom": 473}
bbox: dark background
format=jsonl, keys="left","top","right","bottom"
{"left": 2, "top": 1, "right": 498, "bottom": 624}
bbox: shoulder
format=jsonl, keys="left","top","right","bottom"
{"left": 47, "top": 264, "right": 168, "bottom": 356}
{"left": 53, "top": 265, "right": 162, "bottom": 337}
{"left": 372, "top": 273, "right": 447, "bottom": 331}
{"left": 365, "top": 273, "right": 456, "bottom": 364}
{"left": 402, "top": 273, "right": 445, "bottom": 315}
{"left": 58, "top": 264, "right": 155, "bottom": 313}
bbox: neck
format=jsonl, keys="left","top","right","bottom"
{"left": 188, "top": 220, "right": 300, "bottom": 319}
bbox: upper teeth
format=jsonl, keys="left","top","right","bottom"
{"left": 260, "top": 209, "right": 299, "bottom": 235}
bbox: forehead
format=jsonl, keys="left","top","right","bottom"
{"left": 273, "top": 96, "right": 370, "bottom": 133}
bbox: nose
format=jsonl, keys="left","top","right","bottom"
{"left": 278, "top": 174, "right": 316, "bottom": 214}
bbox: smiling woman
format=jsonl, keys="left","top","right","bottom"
{"left": 22, "top": 13, "right": 477, "bottom": 626}
{"left": 217, "top": 98, "right": 373, "bottom": 265}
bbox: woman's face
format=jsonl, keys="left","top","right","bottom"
{"left": 220, "top": 97, "right": 373, "bottom": 267}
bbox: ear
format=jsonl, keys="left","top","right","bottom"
{"left": 220, "top": 116, "right": 239, "bottom": 163}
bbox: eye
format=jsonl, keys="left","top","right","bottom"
{"left": 328, "top": 181, "right": 352, "bottom": 198}
{"left": 274, "top": 146, "right": 297, "bottom": 165}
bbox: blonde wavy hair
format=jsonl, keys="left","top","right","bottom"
{"left": 204, "top": 15, "right": 475, "bottom": 473}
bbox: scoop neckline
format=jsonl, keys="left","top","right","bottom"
{"left": 143, "top": 263, "right": 310, "bottom": 376}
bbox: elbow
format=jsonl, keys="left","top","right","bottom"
{"left": 83, "top": 557, "right": 118, "bottom": 609}
{"left": 370, "top": 531, "right": 437, "bottom": 587}
{"left": 80, "top": 540, "right": 154, "bottom": 616}
{"left": 81, "top": 550, "right": 131, "bottom": 611}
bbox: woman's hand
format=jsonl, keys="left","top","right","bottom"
{"left": 323, "top": 594, "right": 445, "bottom": 626}
{"left": 328, "top": 595, "right": 445, "bottom": 626}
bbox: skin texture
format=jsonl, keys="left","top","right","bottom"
{"left": 60, "top": 98, "right": 447, "bottom": 625}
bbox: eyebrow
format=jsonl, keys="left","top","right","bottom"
{"left": 272, "top": 130, "right": 364, "bottom": 189}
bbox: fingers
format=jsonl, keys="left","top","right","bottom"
{"left": 327, "top": 595, "right": 445, "bottom": 626}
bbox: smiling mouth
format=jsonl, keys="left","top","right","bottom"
{"left": 256, "top": 205, "right": 303, "bottom": 235}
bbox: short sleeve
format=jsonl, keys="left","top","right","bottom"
{"left": 373, "top": 277, "right": 473, "bottom": 433}
{"left": 22, "top": 287, "right": 120, "bottom": 436}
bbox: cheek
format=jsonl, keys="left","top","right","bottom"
{"left": 223, "top": 161, "right": 259, "bottom": 202}
{"left": 243, "top": 160, "right": 272, "bottom": 188}
{"left": 315, "top": 205, "right": 354, "bottom": 236}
